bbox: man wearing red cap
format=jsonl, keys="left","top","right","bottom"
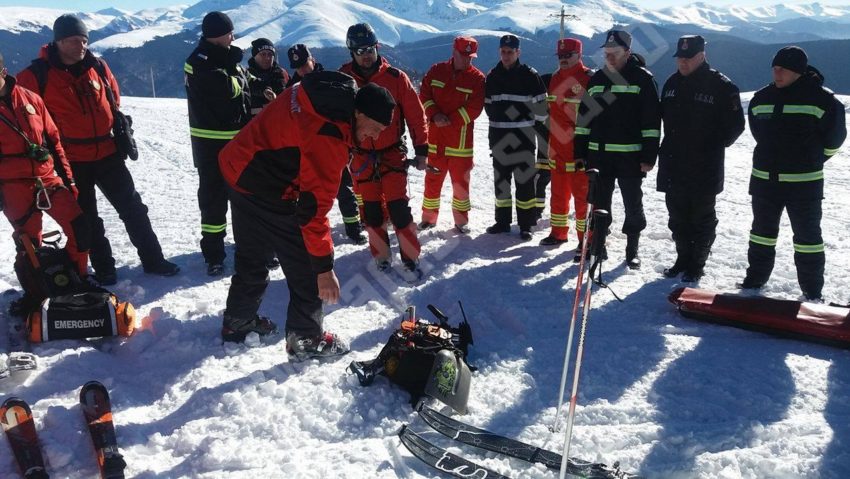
{"left": 539, "top": 38, "right": 593, "bottom": 259}
{"left": 418, "top": 36, "right": 486, "bottom": 233}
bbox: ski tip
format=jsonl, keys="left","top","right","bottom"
{"left": 79, "top": 380, "right": 110, "bottom": 403}
{"left": 1, "top": 396, "right": 31, "bottom": 411}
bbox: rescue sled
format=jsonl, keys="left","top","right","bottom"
{"left": 668, "top": 287, "right": 850, "bottom": 348}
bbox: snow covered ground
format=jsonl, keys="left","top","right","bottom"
{"left": 1, "top": 91, "right": 849, "bottom": 479}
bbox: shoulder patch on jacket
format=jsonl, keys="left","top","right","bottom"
{"left": 386, "top": 67, "right": 401, "bottom": 78}
{"left": 318, "top": 121, "right": 343, "bottom": 140}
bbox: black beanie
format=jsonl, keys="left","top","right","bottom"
{"left": 354, "top": 83, "right": 396, "bottom": 126}
{"left": 202, "top": 11, "right": 234, "bottom": 39}
{"left": 53, "top": 14, "right": 88, "bottom": 42}
{"left": 288, "top": 44, "right": 311, "bottom": 69}
{"left": 251, "top": 38, "right": 275, "bottom": 58}
{"left": 772, "top": 46, "right": 808, "bottom": 74}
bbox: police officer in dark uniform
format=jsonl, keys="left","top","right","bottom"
{"left": 575, "top": 30, "right": 661, "bottom": 269}
{"left": 658, "top": 35, "right": 745, "bottom": 281}
{"left": 484, "top": 34, "right": 549, "bottom": 241}
{"left": 741, "top": 46, "right": 846, "bottom": 300}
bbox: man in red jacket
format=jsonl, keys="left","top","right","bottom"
{"left": 0, "top": 52, "right": 89, "bottom": 311}
{"left": 539, "top": 38, "right": 592, "bottom": 260}
{"left": 418, "top": 36, "right": 486, "bottom": 234}
{"left": 218, "top": 71, "right": 394, "bottom": 360}
{"left": 17, "top": 14, "right": 178, "bottom": 285}
{"left": 340, "top": 23, "right": 429, "bottom": 282}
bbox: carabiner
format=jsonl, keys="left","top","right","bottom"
{"left": 35, "top": 178, "right": 52, "bottom": 211}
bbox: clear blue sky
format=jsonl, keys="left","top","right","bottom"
{"left": 0, "top": 0, "right": 846, "bottom": 11}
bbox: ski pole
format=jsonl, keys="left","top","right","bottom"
{"left": 551, "top": 169, "right": 598, "bottom": 432}
{"left": 559, "top": 208, "right": 610, "bottom": 479}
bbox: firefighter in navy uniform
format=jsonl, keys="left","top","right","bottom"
{"left": 658, "top": 35, "right": 745, "bottom": 281}
{"left": 246, "top": 38, "right": 290, "bottom": 117}
{"left": 218, "top": 73, "right": 395, "bottom": 359}
{"left": 484, "top": 34, "right": 549, "bottom": 241}
{"left": 184, "top": 11, "right": 252, "bottom": 276}
{"left": 287, "top": 43, "right": 365, "bottom": 245}
{"left": 575, "top": 30, "right": 661, "bottom": 269}
{"left": 740, "top": 46, "right": 846, "bottom": 301}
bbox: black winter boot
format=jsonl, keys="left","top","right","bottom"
{"left": 683, "top": 241, "right": 712, "bottom": 282}
{"left": 626, "top": 234, "right": 641, "bottom": 270}
{"left": 663, "top": 241, "right": 691, "bottom": 278}
{"left": 345, "top": 222, "right": 367, "bottom": 245}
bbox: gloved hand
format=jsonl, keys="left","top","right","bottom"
{"left": 414, "top": 155, "right": 427, "bottom": 171}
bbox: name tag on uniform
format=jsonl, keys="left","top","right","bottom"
{"left": 25, "top": 104, "right": 36, "bottom": 115}
{"left": 91, "top": 79, "right": 101, "bottom": 91}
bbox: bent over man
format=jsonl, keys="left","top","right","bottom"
{"left": 218, "top": 72, "right": 395, "bottom": 360}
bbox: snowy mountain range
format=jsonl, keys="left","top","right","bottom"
{"left": 2, "top": 0, "right": 850, "bottom": 96}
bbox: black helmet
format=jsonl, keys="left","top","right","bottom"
{"left": 346, "top": 23, "right": 378, "bottom": 50}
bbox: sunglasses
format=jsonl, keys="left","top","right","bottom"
{"left": 558, "top": 52, "right": 577, "bottom": 59}
{"left": 353, "top": 46, "right": 377, "bottom": 56}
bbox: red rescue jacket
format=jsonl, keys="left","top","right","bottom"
{"left": 547, "top": 62, "right": 592, "bottom": 171}
{"left": 420, "top": 58, "right": 485, "bottom": 158}
{"left": 219, "top": 72, "right": 356, "bottom": 274}
{"left": 0, "top": 78, "right": 73, "bottom": 184}
{"left": 17, "top": 45, "right": 119, "bottom": 163}
{"left": 340, "top": 56, "right": 428, "bottom": 155}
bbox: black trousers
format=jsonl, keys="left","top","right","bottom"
{"left": 534, "top": 168, "right": 551, "bottom": 211}
{"left": 224, "top": 190, "right": 323, "bottom": 337}
{"left": 665, "top": 191, "right": 718, "bottom": 245}
{"left": 490, "top": 127, "right": 537, "bottom": 230}
{"left": 337, "top": 167, "right": 360, "bottom": 224}
{"left": 72, "top": 154, "right": 163, "bottom": 274}
{"left": 592, "top": 175, "right": 646, "bottom": 236}
{"left": 191, "top": 138, "right": 229, "bottom": 265}
{"left": 746, "top": 194, "right": 824, "bottom": 296}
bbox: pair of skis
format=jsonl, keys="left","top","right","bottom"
{"left": 1, "top": 381, "right": 126, "bottom": 479}
{"left": 399, "top": 405, "right": 639, "bottom": 478}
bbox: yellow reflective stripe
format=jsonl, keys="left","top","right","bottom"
{"left": 564, "top": 162, "right": 577, "bottom": 172}
{"left": 342, "top": 215, "right": 361, "bottom": 224}
{"left": 423, "top": 100, "right": 436, "bottom": 109}
{"left": 575, "top": 219, "right": 587, "bottom": 232}
{"left": 574, "top": 127, "right": 591, "bottom": 135}
{"left": 230, "top": 76, "right": 242, "bottom": 99}
{"left": 550, "top": 214, "right": 569, "bottom": 227}
{"left": 587, "top": 86, "right": 605, "bottom": 95}
{"left": 190, "top": 127, "right": 240, "bottom": 140}
{"left": 605, "top": 143, "right": 642, "bottom": 152}
{"left": 428, "top": 144, "right": 438, "bottom": 154}
{"left": 546, "top": 95, "right": 557, "bottom": 103}
{"left": 824, "top": 147, "right": 841, "bottom": 156}
{"left": 451, "top": 198, "right": 471, "bottom": 211}
{"left": 564, "top": 98, "right": 581, "bottom": 104}
{"left": 536, "top": 162, "right": 551, "bottom": 170}
{"left": 183, "top": 62, "right": 194, "bottom": 75}
{"left": 456, "top": 87, "right": 473, "bottom": 94}
{"left": 641, "top": 129, "right": 661, "bottom": 138}
{"left": 495, "top": 198, "right": 513, "bottom": 207}
{"left": 588, "top": 142, "right": 599, "bottom": 151}
{"left": 516, "top": 199, "right": 537, "bottom": 210}
{"left": 751, "top": 168, "right": 770, "bottom": 180}
{"left": 750, "top": 233, "right": 777, "bottom": 247}
{"left": 794, "top": 243, "right": 825, "bottom": 254}
{"left": 354, "top": 194, "right": 364, "bottom": 206}
{"left": 783, "top": 104, "right": 825, "bottom": 119}
{"left": 548, "top": 160, "right": 557, "bottom": 170}
{"left": 610, "top": 85, "right": 640, "bottom": 94}
{"left": 201, "top": 223, "right": 227, "bottom": 233}
{"left": 751, "top": 105, "right": 775, "bottom": 116}
{"left": 430, "top": 79, "right": 446, "bottom": 88}
{"left": 458, "top": 107, "right": 471, "bottom": 125}
{"left": 422, "top": 197, "right": 441, "bottom": 209}
{"left": 444, "top": 147, "right": 474, "bottom": 157}
{"left": 778, "top": 170, "right": 823, "bottom": 182}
